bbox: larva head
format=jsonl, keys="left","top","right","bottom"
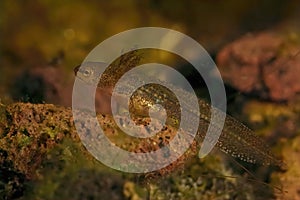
{"left": 74, "top": 62, "right": 108, "bottom": 86}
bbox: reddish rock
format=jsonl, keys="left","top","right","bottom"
{"left": 217, "top": 32, "right": 300, "bottom": 101}
{"left": 11, "top": 65, "right": 114, "bottom": 114}
{"left": 11, "top": 65, "right": 69, "bottom": 105}
{"left": 263, "top": 54, "right": 300, "bottom": 101}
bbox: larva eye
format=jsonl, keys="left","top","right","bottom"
{"left": 83, "top": 68, "right": 92, "bottom": 77}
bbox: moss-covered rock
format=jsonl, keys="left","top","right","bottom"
{"left": 0, "top": 102, "right": 284, "bottom": 199}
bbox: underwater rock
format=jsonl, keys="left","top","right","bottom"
{"left": 0, "top": 103, "right": 283, "bottom": 199}
{"left": 10, "top": 64, "right": 114, "bottom": 115}
{"left": 11, "top": 65, "right": 70, "bottom": 105}
{"left": 217, "top": 32, "right": 300, "bottom": 101}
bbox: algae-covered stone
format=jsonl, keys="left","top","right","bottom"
{"left": 0, "top": 102, "right": 284, "bottom": 199}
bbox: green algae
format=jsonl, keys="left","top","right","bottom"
{"left": 272, "top": 136, "right": 300, "bottom": 199}
{"left": 242, "top": 99, "right": 300, "bottom": 199}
